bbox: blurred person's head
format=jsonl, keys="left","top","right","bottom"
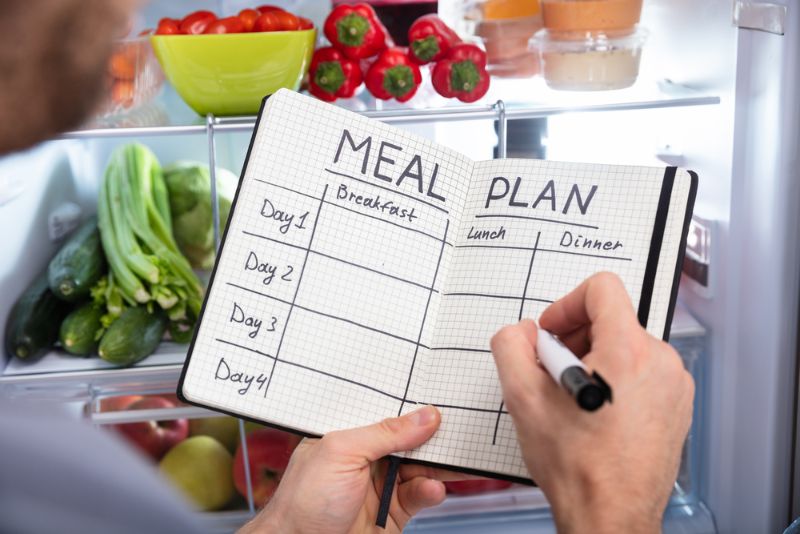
{"left": 0, "top": 0, "right": 137, "bottom": 153}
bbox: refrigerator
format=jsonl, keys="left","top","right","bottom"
{"left": 0, "top": 0, "right": 798, "bottom": 532}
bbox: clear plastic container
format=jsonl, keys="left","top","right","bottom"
{"left": 530, "top": 27, "right": 647, "bottom": 90}
{"left": 458, "top": 0, "right": 542, "bottom": 77}
{"left": 540, "top": 0, "right": 642, "bottom": 32}
{"left": 98, "top": 36, "right": 164, "bottom": 118}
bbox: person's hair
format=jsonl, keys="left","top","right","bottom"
{"left": 0, "top": 0, "right": 135, "bottom": 153}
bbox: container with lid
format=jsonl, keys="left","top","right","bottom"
{"left": 530, "top": 27, "right": 647, "bottom": 90}
{"left": 540, "top": 0, "right": 643, "bottom": 32}
{"left": 458, "top": 0, "right": 542, "bottom": 77}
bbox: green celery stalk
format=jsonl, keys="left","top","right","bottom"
{"left": 98, "top": 163, "right": 150, "bottom": 304}
{"left": 110, "top": 154, "right": 160, "bottom": 285}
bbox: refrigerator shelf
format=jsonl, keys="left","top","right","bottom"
{"left": 60, "top": 78, "right": 720, "bottom": 139}
{"left": 0, "top": 304, "right": 705, "bottom": 396}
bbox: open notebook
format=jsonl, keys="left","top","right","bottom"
{"left": 179, "top": 89, "right": 697, "bottom": 482}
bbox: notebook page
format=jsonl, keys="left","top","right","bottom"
{"left": 181, "top": 90, "right": 472, "bottom": 436}
{"left": 408, "top": 159, "right": 691, "bottom": 479}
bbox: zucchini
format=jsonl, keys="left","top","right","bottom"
{"left": 98, "top": 306, "right": 167, "bottom": 366}
{"left": 5, "top": 271, "right": 71, "bottom": 360}
{"left": 48, "top": 216, "right": 107, "bottom": 302}
{"left": 59, "top": 302, "right": 103, "bottom": 356}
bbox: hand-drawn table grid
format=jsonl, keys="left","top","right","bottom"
{"left": 186, "top": 89, "right": 480, "bottom": 437}
{"left": 213, "top": 169, "right": 613, "bottom": 431}
{"left": 413, "top": 160, "right": 664, "bottom": 474}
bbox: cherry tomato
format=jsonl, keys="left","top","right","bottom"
{"left": 138, "top": 29, "right": 153, "bottom": 36}
{"left": 179, "top": 10, "right": 217, "bottom": 35}
{"left": 204, "top": 16, "right": 245, "bottom": 34}
{"left": 109, "top": 53, "right": 135, "bottom": 80}
{"left": 275, "top": 11, "right": 300, "bottom": 31}
{"left": 256, "top": 5, "right": 284, "bottom": 14}
{"left": 111, "top": 80, "right": 134, "bottom": 108}
{"left": 238, "top": 8, "right": 259, "bottom": 32}
{"left": 254, "top": 12, "right": 281, "bottom": 32}
{"left": 298, "top": 16, "right": 314, "bottom": 30}
{"left": 155, "top": 18, "right": 180, "bottom": 35}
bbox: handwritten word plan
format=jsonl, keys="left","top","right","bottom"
{"left": 180, "top": 89, "right": 696, "bottom": 480}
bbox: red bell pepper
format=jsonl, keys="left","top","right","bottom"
{"left": 308, "top": 47, "right": 363, "bottom": 102}
{"left": 432, "top": 43, "right": 490, "bottom": 103}
{"left": 324, "top": 4, "right": 389, "bottom": 60}
{"left": 407, "top": 14, "right": 461, "bottom": 64}
{"left": 364, "top": 48, "right": 422, "bottom": 102}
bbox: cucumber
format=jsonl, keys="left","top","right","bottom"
{"left": 48, "top": 216, "right": 107, "bottom": 302}
{"left": 59, "top": 302, "right": 103, "bottom": 356}
{"left": 98, "top": 307, "right": 167, "bottom": 366}
{"left": 5, "top": 271, "right": 72, "bottom": 360}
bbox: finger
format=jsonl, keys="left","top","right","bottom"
{"left": 539, "top": 272, "right": 638, "bottom": 343}
{"left": 397, "top": 476, "right": 446, "bottom": 518}
{"left": 399, "top": 464, "right": 478, "bottom": 482}
{"left": 555, "top": 323, "right": 592, "bottom": 357}
{"left": 323, "top": 406, "right": 441, "bottom": 463}
{"left": 490, "top": 321, "right": 549, "bottom": 408}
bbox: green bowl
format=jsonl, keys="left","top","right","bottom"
{"left": 151, "top": 30, "right": 316, "bottom": 116}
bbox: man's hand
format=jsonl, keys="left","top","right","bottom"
{"left": 238, "top": 405, "right": 455, "bottom": 533}
{"left": 491, "top": 273, "right": 694, "bottom": 534}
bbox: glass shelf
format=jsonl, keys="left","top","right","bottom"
{"left": 0, "top": 304, "right": 704, "bottom": 397}
{"left": 61, "top": 77, "right": 719, "bottom": 139}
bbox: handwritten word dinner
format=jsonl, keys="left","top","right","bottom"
{"left": 333, "top": 129, "right": 448, "bottom": 204}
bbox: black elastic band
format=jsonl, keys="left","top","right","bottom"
{"left": 637, "top": 167, "right": 676, "bottom": 328}
{"left": 662, "top": 170, "right": 698, "bottom": 341}
{"left": 376, "top": 456, "right": 400, "bottom": 528}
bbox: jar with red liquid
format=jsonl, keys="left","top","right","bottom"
{"left": 331, "top": 0, "right": 438, "bottom": 46}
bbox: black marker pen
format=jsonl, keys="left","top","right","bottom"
{"left": 536, "top": 325, "right": 612, "bottom": 411}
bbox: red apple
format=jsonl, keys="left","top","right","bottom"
{"left": 98, "top": 394, "right": 142, "bottom": 412}
{"left": 444, "top": 479, "right": 513, "bottom": 495}
{"left": 233, "top": 428, "right": 298, "bottom": 507}
{"left": 113, "top": 396, "right": 189, "bottom": 460}
{"left": 161, "top": 393, "right": 183, "bottom": 406}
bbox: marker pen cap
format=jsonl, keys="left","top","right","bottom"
{"left": 561, "top": 366, "right": 606, "bottom": 411}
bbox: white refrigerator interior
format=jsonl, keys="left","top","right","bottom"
{"left": 0, "top": 0, "right": 798, "bottom": 532}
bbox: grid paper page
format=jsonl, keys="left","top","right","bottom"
{"left": 405, "top": 159, "right": 691, "bottom": 479}
{"left": 181, "top": 89, "right": 472, "bottom": 437}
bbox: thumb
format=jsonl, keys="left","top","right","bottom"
{"left": 324, "top": 406, "right": 441, "bottom": 463}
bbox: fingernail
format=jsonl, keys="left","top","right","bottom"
{"left": 408, "top": 405, "right": 437, "bottom": 426}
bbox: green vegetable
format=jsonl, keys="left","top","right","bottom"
{"left": 5, "top": 271, "right": 72, "bottom": 360}
{"left": 163, "top": 161, "right": 236, "bottom": 270}
{"left": 48, "top": 216, "right": 107, "bottom": 302}
{"left": 96, "top": 144, "right": 204, "bottom": 343}
{"left": 59, "top": 302, "right": 104, "bottom": 356}
{"left": 98, "top": 306, "right": 167, "bottom": 366}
